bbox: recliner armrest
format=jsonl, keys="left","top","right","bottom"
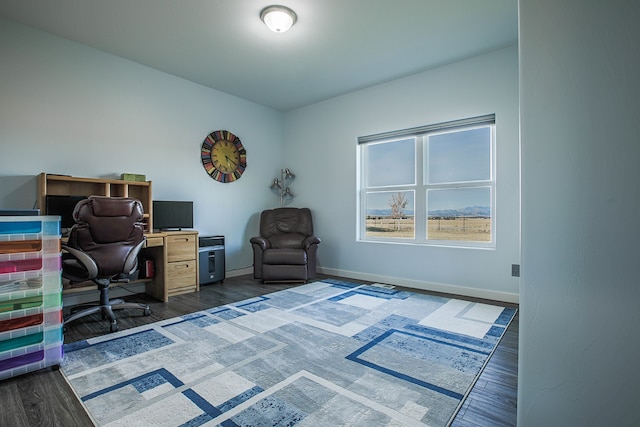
{"left": 250, "top": 236, "right": 271, "bottom": 251}
{"left": 302, "top": 235, "right": 321, "bottom": 250}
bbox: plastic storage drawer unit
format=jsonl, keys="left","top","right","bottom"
{"left": 0, "top": 215, "right": 63, "bottom": 381}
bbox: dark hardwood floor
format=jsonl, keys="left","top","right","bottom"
{"left": 1, "top": 274, "right": 518, "bottom": 426}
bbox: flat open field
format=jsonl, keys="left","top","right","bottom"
{"left": 366, "top": 217, "right": 491, "bottom": 241}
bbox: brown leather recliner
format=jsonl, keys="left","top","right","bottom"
{"left": 62, "top": 196, "right": 151, "bottom": 332}
{"left": 250, "top": 208, "right": 321, "bottom": 282}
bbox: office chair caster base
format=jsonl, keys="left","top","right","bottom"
{"left": 110, "top": 321, "right": 118, "bottom": 333}
{"left": 144, "top": 307, "right": 151, "bottom": 316}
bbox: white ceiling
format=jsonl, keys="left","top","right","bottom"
{"left": 0, "top": 0, "right": 518, "bottom": 111}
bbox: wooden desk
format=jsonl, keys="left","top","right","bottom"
{"left": 142, "top": 230, "right": 199, "bottom": 302}
{"left": 62, "top": 230, "right": 199, "bottom": 303}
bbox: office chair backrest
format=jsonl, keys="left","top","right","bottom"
{"left": 66, "top": 196, "right": 145, "bottom": 277}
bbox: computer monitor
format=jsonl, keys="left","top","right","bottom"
{"left": 153, "top": 200, "right": 193, "bottom": 230}
{"left": 45, "top": 195, "right": 87, "bottom": 232}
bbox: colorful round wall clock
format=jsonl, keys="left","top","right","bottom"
{"left": 201, "top": 130, "right": 247, "bottom": 183}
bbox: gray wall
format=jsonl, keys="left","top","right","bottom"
{"left": 519, "top": 0, "right": 640, "bottom": 424}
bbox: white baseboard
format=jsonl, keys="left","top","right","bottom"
{"left": 317, "top": 267, "right": 519, "bottom": 304}
{"left": 226, "top": 267, "right": 253, "bottom": 278}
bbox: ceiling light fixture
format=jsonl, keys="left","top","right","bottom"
{"left": 260, "top": 5, "right": 297, "bottom": 33}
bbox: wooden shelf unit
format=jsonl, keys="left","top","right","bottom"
{"left": 37, "top": 173, "right": 153, "bottom": 232}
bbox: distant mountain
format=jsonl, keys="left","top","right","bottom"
{"left": 367, "top": 209, "right": 414, "bottom": 216}
{"left": 366, "top": 206, "right": 490, "bottom": 218}
{"left": 428, "top": 206, "right": 490, "bottom": 218}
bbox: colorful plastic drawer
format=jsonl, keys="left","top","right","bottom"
{"left": 0, "top": 271, "right": 61, "bottom": 297}
{"left": 0, "top": 306, "right": 63, "bottom": 345}
{"left": 0, "top": 221, "right": 42, "bottom": 235}
{"left": 0, "top": 259, "right": 42, "bottom": 274}
{"left": 0, "top": 345, "right": 63, "bottom": 381}
{"left": 0, "top": 309, "right": 62, "bottom": 334}
{"left": 0, "top": 313, "right": 44, "bottom": 333}
{"left": 0, "top": 215, "right": 62, "bottom": 381}
{"left": 0, "top": 291, "right": 61, "bottom": 313}
{"left": 0, "top": 237, "right": 59, "bottom": 256}
{"left": 0, "top": 297, "right": 62, "bottom": 340}
{"left": 0, "top": 271, "right": 62, "bottom": 301}
{"left": 0, "top": 216, "right": 59, "bottom": 236}
{"left": 0, "top": 327, "right": 63, "bottom": 381}
{"left": 0, "top": 239, "right": 61, "bottom": 269}
{"left": 0, "top": 240, "right": 42, "bottom": 254}
{"left": 1, "top": 322, "right": 62, "bottom": 352}
{"left": 0, "top": 255, "right": 61, "bottom": 285}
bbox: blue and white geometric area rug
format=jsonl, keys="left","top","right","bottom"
{"left": 62, "top": 280, "right": 517, "bottom": 427}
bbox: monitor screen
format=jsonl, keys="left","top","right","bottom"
{"left": 45, "top": 195, "right": 87, "bottom": 230}
{"left": 153, "top": 200, "right": 193, "bottom": 230}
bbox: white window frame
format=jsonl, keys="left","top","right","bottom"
{"left": 357, "top": 115, "right": 496, "bottom": 248}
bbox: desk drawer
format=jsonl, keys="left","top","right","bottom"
{"left": 145, "top": 237, "right": 164, "bottom": 248}
{"left": 166, "top": 261, "right": 196, "bottom": 291}
{"left": 167, "top": 234, "right": 196, "bottom": 262}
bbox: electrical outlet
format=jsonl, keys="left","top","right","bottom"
{"left": 511, "top": 264, "right": 520, "bottom": 277}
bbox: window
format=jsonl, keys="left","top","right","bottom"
{"left": 358, "top": 115, "right": 495, "bottom": 246}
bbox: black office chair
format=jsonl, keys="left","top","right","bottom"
{"left": 62, "top": 196, "right": 151, "bottom": 332}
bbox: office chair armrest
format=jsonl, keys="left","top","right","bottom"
{"left": 61, "top": 244, "right": 99, "bottom": 279}
{"left": 122, "top": 239, "right": 145, "bottom": 275}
